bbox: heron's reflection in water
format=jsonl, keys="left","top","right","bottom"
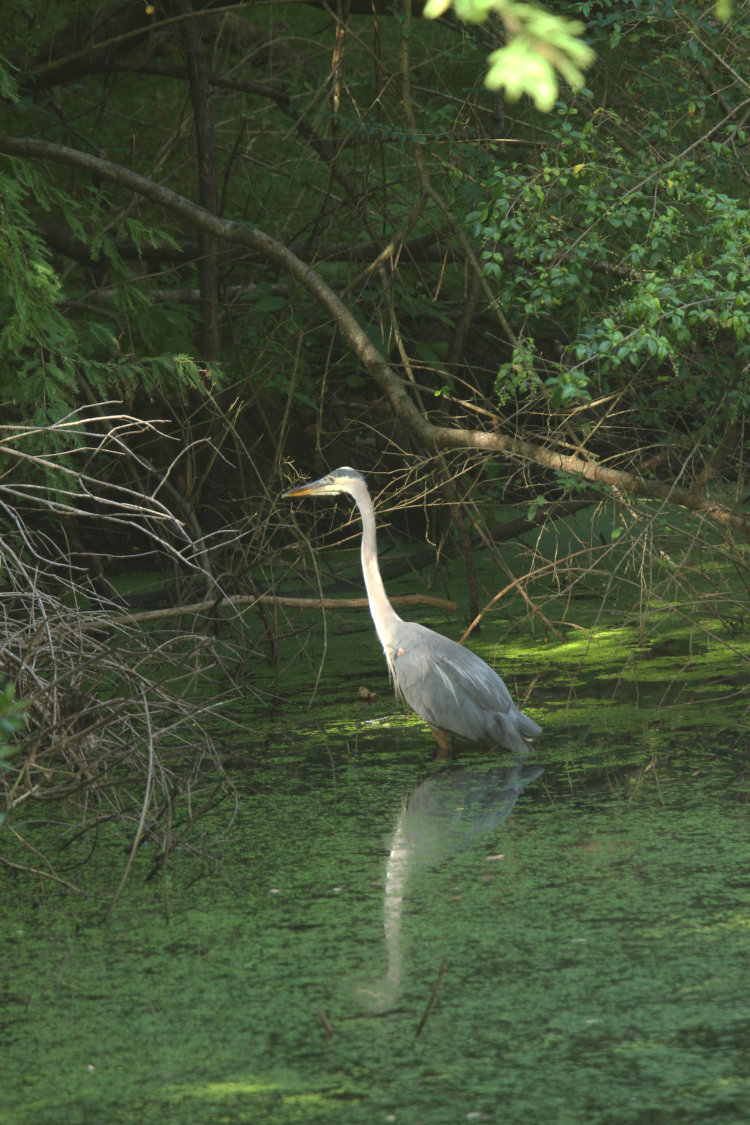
{"left": 366, "top": 757, "right": 542, "bottom": 1012}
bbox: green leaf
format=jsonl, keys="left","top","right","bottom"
{"left": 423, "top": 1, "right": 594, "bottom": 112}
{"left": 487, "top": 40, "right": 559, "bottom": 112}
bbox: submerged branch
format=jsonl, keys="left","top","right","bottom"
{"left": 106, "top": 591, "right": 457, "bottom": 628}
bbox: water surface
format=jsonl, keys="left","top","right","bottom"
{"left": 3, "top": 725, "right": 749, "bottom": 1124}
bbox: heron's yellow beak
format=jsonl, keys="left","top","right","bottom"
{"left": 282, "top": 482, "right": 315, "bottom": 498}
{"left": 282, "top": 472, "right": 337, "bottom": 499}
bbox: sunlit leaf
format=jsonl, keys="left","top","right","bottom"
{"left": 426, "top": 1, "right": 595, "bottom": 112}
{"left": 487, "top": 40, "right": 558, "bottom": 111}
{"left": 422, "top": 0, "right": 453, "bottom": 18}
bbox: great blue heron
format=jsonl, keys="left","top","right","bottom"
{"left": 283, "top": 467, "right": 542, "bottom": 757}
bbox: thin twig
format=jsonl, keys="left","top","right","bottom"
{"left": 103, "top": 686, "right": 155, "bottom": 922}
{"left": 317, "top": 1008, "right": 336, "bottom": 1041}
{"left": 415, "top": 955, "right": 447, "bottom": 1037}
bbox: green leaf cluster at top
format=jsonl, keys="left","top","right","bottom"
{"left": 424, "top": 0, "right": 595, "bottom": 111}
{"left": 455, "top": 104, "right": 750, "bottom": 423}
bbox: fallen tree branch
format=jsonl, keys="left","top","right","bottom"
{"left": 1, "top": 136, "right": 748, "bottom": 537}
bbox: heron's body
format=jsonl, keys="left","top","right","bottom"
{"left": 283, "top": 467, "right": 541, "bottom": 756}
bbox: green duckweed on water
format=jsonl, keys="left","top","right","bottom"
{"left": 4, "top": 730, "right": 750, "bottom": 1125}
{"left": 3, "top": 543, "right": 750, "bottom": 1125}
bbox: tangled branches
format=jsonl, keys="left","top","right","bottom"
{"left": 0, "top": 407, "right": 236, "bottom": 900}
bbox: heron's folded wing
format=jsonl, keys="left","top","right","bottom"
{"left": 392, "top": 640, "right": 517, "bottom": 737}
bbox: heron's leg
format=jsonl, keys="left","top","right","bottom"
{"left": 428, "top": 725, "right": 451, "bottom": 760}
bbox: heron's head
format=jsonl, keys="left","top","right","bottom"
{"left": 282, "top": 466, "right": 365, "bottom": 500}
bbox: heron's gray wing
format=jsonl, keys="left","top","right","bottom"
{"left": 389, "top": 624, "right": 537, "bottom": 751}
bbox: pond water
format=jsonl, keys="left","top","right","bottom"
{"left": 4, "top": 719, "right": 749, "bottom": 1124}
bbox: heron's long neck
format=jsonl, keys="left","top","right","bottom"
{"left": 353, "top": 482, "right": 401, "bottom": 648}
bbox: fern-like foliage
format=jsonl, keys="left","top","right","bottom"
{"left": 0, "top": 156, "right": 217, "bottom": 440}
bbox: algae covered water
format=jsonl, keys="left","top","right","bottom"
{"left": 3, "top": 727, "right": 749, "bottom": 1125}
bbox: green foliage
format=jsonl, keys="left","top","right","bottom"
{"left": 0, "top": 171, "right": 214, "bottom": 430}
{"left": 423, "top": 0, "right": 595, "bottom": 110}
{"left": 1, "top": 0, "right": 747, "bottom": 524}
{"left": 0, "top": 60, "right": 217, "bottom": 433}
{"left": 457, "top": 95, "right": 750, "bottom": 428}
{"left": 495, "top": 337, "right": 541, "bottom": 403}
{"left": 0, "top": 683, "right": 28, "bottom": 777}
{"left": 0, "top": 55, "right": 19, "bottom": 103}
{"left": 0, "top": 166, "right": 87, "bottom": 419}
